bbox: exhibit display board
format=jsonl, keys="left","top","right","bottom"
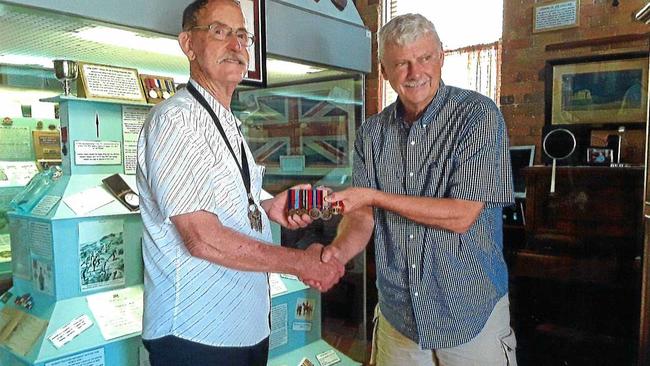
{"left": 0, "top": 96, "right": 147, "bottom": 366}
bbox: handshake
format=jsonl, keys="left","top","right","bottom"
{"left": 296, "top": 243, "right": 345, "bottom": 292}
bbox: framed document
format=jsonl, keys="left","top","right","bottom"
{"left": 240, "top": 0, "right": 267, "bottom": 87}
{"left": 533, "top": 0, "right": 579, "bottom": 33}
{"left": 77, "top": 62, "right": 147, "bottom": 102}
{"left": 32, "top": 130, "right": 61, "bottom": 160}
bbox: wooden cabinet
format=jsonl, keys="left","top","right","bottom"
{"left": 523, "top": 166, "right": 643, "bottom": 258}
{"left": 510, "top": 166, "right": 643, "bottom": 365}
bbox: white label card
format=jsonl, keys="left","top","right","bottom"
{"left": 86, "top": 287, "right": 143, "bottom": 340}
{"left": 292, "top": 321, "right": 312, "bottom": 331}
{"left": 122, "top": 106, "right": 149, "bottom": 175}
{"left": 63, "top": 186, "right": 114, "bottom": 215}
{"left": 316, "top": 350, "right": 341, "bottom": 366}
{"left": 269, "top": 273, "right": 288, "bottom": 296}
{"left": 45, "top": 347, "right": 105, "bottom": 366}
{"left": 48, "top": 315, "right": 93, "bottom": 349}
{"left": 74, "top": 140, "right": 122, "bottom": 165}
{"left": 31, "top": 195, "right": 61, "bottom": 216}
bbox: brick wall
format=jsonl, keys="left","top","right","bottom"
{"left": 354, "top": 1, "right": 649, "bottom": 152}
{"left": 501, "top": 0, "right": 649, "bottom": 157}
{"left": 354, "top": 0, "right": 382, "bottom": 117}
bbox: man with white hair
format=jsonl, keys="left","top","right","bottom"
{"left": 321, "top": 13, "right": 517, "bottom": 366}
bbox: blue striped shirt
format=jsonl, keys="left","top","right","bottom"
{"left": 137, "top": 80, "right": 272, "bottom": 346}
{"left": 354, "top": 82, "right": 514, "bottom": 349}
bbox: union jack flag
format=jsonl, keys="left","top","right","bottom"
{"left": 238, "top": 80, "right": 356, "bottom": 172}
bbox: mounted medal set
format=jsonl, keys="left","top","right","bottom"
{"left": 287, "top": 187, "right": 343, "bottom": 220}
{"left": 140, "top": 74, "right": 176, "bottom": 104}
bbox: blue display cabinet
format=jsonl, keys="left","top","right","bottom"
{"left": 268, "top": 278, "right": 360, "bottom": 366}
{"left": 0, "top": 95, "right": 148, "bottom": 366}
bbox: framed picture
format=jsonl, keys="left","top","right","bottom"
{"left": 545, "top": 52, "right": 649, "bottom": 126}
{"left": 240, "top": 0, "right": 266, "bottom": 87}
{"left": 586, "top": 147, "right": 613, "bottom": 165}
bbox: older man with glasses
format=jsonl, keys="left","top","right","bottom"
{"left": 136, "top": 1, "right": 345, "bottom": 365}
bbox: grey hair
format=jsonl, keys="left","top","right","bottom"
{"left": 377, "top": 13, "right": 441, "bottom": 61}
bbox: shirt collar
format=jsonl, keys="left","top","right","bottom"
{"left": 391, "top": 80, "right": 448, "bottom": 127}
{"left": 188, "top": 79, "right": 242, "bottom": 128}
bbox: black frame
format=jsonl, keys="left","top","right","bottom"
{"left": 544, "top": 51, "right": 649, "bottom": 131}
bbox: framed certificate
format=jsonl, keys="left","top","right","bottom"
{"left": 240, "top": 0, "right": 267, "bottom": 87}
{"left": 77, "top": 62, "right": 147, "bottom": 102}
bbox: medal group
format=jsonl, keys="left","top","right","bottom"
{"left": 287, "top": 187, "right": 343, "bottom": 220}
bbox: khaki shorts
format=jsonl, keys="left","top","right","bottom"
{"left": 370, "top": 295, "right": 517, "bottom": 366}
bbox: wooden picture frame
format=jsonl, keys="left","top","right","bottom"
{"left": 545, "top": 52, "right": 649, "bottom": 127}
{"left": 240, "top": 0, "right": 267, "bottom": 87}
{"left": 77, "top": 62, "right": 147, "bottom": 103}
{"left": 139, "top": 74, "right": 177, "bottom": 104}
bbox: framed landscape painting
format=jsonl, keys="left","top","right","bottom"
{"left": 546, "top": 53, "right": 648, "bottom": 126}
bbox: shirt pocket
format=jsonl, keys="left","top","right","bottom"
{"left": 374, "top": 151, "right": 404, "bottom": 194}
{"left": 421, "top": 160, "right": 445, "bottom": 197}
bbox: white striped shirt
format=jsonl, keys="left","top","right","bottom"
{"left": 136, "top": 80, "right": 272, "bottom": 346}
{"left": 354, "top": 82, "right": 514, "bottom": 349}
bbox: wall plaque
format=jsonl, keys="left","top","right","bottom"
{"left": 77, "top": 62, "right": 146, "bottom": 102}
{"left": 534, "top": 0, "right": 579, "bottom": 33}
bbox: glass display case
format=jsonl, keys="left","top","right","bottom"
{"left": 234, "top": 63, "right": 368, "bottom": 364}
{"left": 0, "top": 64, "right": 62, "bottom": 285}
{"left": 0, "top": 0, "right": 371, "bottom": 365}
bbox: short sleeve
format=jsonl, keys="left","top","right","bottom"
{"left": 141, "top": 108, "right": 216, "bottom": 221}
{"left": 447, "top": 102, "right": 514, "bottom": 207}
{"left": 352, "top": 125, "right": 373, "bottom": 189}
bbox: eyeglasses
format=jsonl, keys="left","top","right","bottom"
{"left": 191, "top": 22, "right": 255, "bottom": 47}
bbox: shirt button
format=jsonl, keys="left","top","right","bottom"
{"left": 411, "top": 264, "right": 416, "bottom": 269}
{"left": 409, "top": 234, "right": 414, "bottom": 239}
{"left": 410, "top": 140, "right": 416, "bottom": 145}
{"left": 414, "top": 292, "right": 419, "bottom": 297}
{"left": 423, "top": 124, "right": 428, "bottom": 128}
{"left": 409, "top": 172, "right": 414, "bottom": 177}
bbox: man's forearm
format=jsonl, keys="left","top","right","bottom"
{"left": 371, "top": 190, "right": 483, "bottom": 233}
{"left": 331, "top": 207, "right": 374, "bottom": 263}
{"left": 172, "top": 211, "right": 326, "bottom": 278}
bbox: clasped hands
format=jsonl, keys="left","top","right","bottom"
{"left": 274, "top": 185, "right": 374, "bottom": 292}
{"left": 297, "top": 243, "right": 344, "bottom": 292}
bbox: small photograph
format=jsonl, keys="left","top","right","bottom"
{"left": 79, "top": 220, "right": 125, "bottom": 291}
{"left": 32, "top": 257, "right": 54, "bottom": 295}
{"left": 587, "top": 147, "right": 613, "bottom": 165}
{"left": 295, "top": 298, "right": 315, "bottom": 321}
{"left": 298, "top": 357, "right": 315, "bottom": 366}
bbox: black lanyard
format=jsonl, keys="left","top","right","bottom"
{"left": 186, "top": 82, "right": 253, "bottom": 202}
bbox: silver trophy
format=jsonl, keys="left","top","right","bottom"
{"left": 53, "top": 60, "right": 78, "bottom": 96}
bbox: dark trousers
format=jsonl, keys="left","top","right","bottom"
{"left": 143, "top": 335, "right": 269, "bottom": 366}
